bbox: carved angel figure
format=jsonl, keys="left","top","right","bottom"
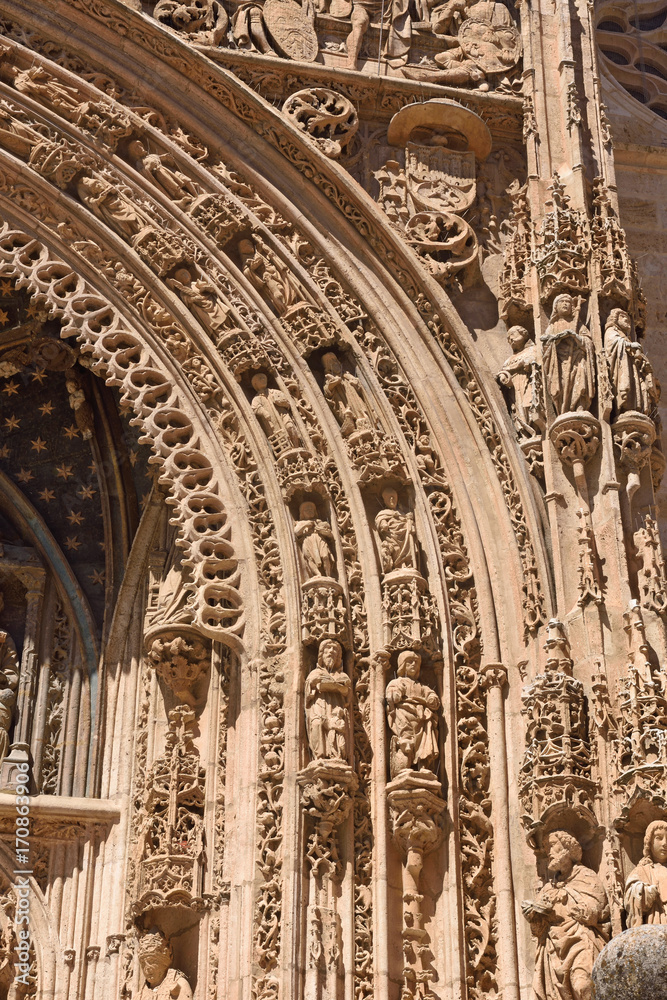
{"left": 375, "top": 487, "right": 418, "bottom": 573}
{"left": 137, "top": 931, "right": 192, "bottom": 1000}
{"left": 295, "top": 501, "right": 336, "bottom": 580}
{"left": 322, "top": 352, "right": 372, "bottom": 438}
{"left": 385, "top": 650, "right": 440, "bottom": 777}
{"left": 605, "top": 308, "right": 659, "bottom": 417}
{"left": 0, "top": 594, "right": 19, "bottom": 767}
{"left": 497, "top": 325, "right": 546, "bottom": 439}
{"left": 522, "top": 830, "right": 610, "bottom": 1000}
{"left": 167, "top": 268, "right": 230, "bottom": 337}
{"left": 305, "top": 639, "right": 351, "bottom": 761}
{"left": 541, "top": 294, "right": 596, "bottom": 414}
{"left": 625, "top": 819, "right": 667, "bottom": 927}
{"left": 250, "top": 372, "right": 301, "bottom": 452}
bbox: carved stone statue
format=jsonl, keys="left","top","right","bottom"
{"left": 153, "top": 0, "right": 228, "bottom": 45}
{"left": 375, "top": 487, "right": 418, "bottom": 573}
{"left": 0, "top": 595, "right": 19, "bottom": 767}
{"left": 294, "top": 501, "right": 336, "bottom": 580}
{"left": 250, "top": 372, "right": 301, "bottom": 451}
{"left": 625, "top": 820, "right": 667, "bottom": 926}
{"left": 305, "top": 639, "right": 351, "bottom": 761}
{"left": 128, "top": 140, "right": 202, "bottom": 207}
{"left": 386, "top": 650, "right": 440, "bottom": 777}
{"left": 137, "top": 931, "right": 192, "bottom": 1000}
{"left": 541, "top": 294, "right": 596, "bottom": 414}
{"left": 497, "top": 326, "right": 546, "bottom": 439}
{"left": 322, "top": 352, "right": 372, "bottom": 438}
{"left": 167, "top": 268, "right": 230, "bottom": 337}
{"left": 77, "top": 174, "right": 152, "bottom": 242}
{"left": 239, "top": 237, "right": 302, "bottom": 315}
{"left": 605, "top": 308, "right": 659, "bottom": 417}
{"left": 65, "top": 372, "right": 94, "bottom": 441}
{"left": 522, "top": 830, "right": 610, "bottom": 1000}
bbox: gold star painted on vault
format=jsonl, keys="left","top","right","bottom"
{"left": 0, "top": 280, "right": 14, "bottom": 296}
{"left": 38, "top": 488, "right": 55, "bottom": 503}
{"left": 4, "top": 415, "right": 19, "bottom": 432}
{"left": 63, "top": 424, "right": 80, "bottom": 440}
{"left": 64, "top": 535, "right": 81, "bottom": 551}
{"left": 31, "top": 437, "right": 47, "bottom": 454}
{"left": 16, "top": 468, "right": 33, "bottom": 484}
{"left": 78, "top": 484, "right": 96, "bottom": 500}
{"left": 0, "top": 309, "right": 9, "bottom": 327}
{"left": 26, "top": 301, "right": 42, "bottom": 319}
{"left": 90, "top": 569, "right": 105, "bottom": 586}
{"left": 38, "top": 401, "right": 54, "bottom": 416}
{"left": 66, "top": 510, "right": 84, "bottom": 525}
{"left": 56, "top": 463, "right": 73, "bottom": 480}
{"left": 2, "top": 380, "right": 19, "bottom": 397}
{"left": 31, "top": 370, "right": 48, "bottom": 384}
{"left": 0, "top": 445, "right": 9, "bottom": 460}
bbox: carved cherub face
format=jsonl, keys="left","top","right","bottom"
{"left": 382, "top": 487, "right": 398, "bottom": 509}
{"left": 299, "top": 501, "right": 318, "bottom": 520}
{"left": 319, "top": 639, "right": 342, "bottom": 672}
{"left": 398, "top": 651, "right": 421, "bottom": 679}
{"left": 648, "top": 821, "right": 667, "bottom": 863}
{"left": 251, "top": 372, "right": 268, "bottom": 392}
{"left": 507, "top": 325, "right": 529, "bottom": 352}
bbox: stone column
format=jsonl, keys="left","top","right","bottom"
{"left": 481, "top": 663, "right": 520, "bottom": 1000}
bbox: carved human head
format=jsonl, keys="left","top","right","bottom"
{"left": 381, "top": 487, "right": 399, "bottom": 509}
{"left": 545, "top": 829, "right": 582, "bottom": 875}
{"left": 238, "top": 238, "right": 255, "bottom": 261}
{"left": 507, "top": 325, "right": 530, "bottom": 352}
{"left": 251, "top": 372, "right": 268, "bottom": 392}
{"left": 644, "top": 819, "right": 667, "bottom": 863}
{"left": 299, "top": 501, "right": 318, "bottom": 520}
{"left": 551, "top": 293, "right": 574, "bottom": 319}
{"left": 138, "top": 931, "right": 172, "bottom": 987}
{"left": 127, "top": 138, "right": 147, "bottom": 160}
{"left": 606, "top": 308, "right": 632, "bottom": 335}
{"left": 397, "top": 650, "right": 421, "bottom": 679}
{"left": 322, "top": 352, "right": 342, "bottom": 376}
{"left": 173, "top": 268, "right": 193, "bottom": 286}
{"left": 318, "top": 639, "right": 343, "bottom": 672}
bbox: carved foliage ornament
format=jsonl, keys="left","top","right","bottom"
{"left": 282, "top": 89, "right": 358, "bottom": 159}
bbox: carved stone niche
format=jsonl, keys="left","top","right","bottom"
{"left": 375, "top": 100, "right": 491, "bottom": 287}
{"left": 613, "top": 795, "right": 667, "bottom": 932}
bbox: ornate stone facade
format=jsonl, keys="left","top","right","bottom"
{"left": 0, "top": 1, "right": 664, "bottom": 999}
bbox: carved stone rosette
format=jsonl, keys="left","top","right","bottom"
{"left": 386, "top": 770, "right": 445, "bottom": 1000}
